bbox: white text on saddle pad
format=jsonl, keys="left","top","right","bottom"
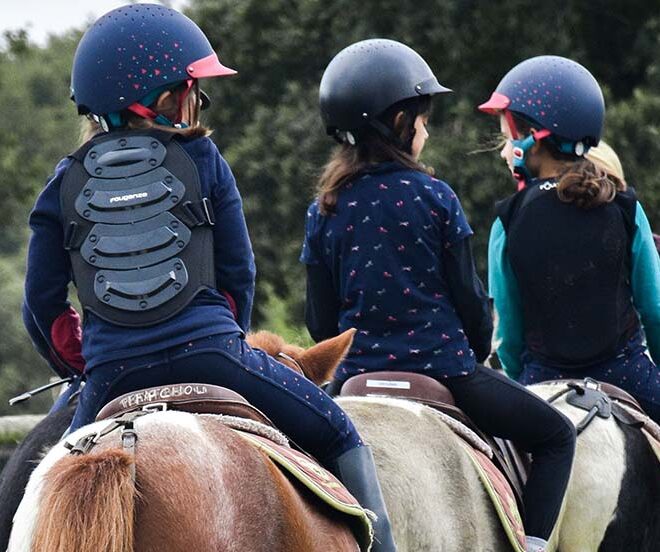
{"left": 119, "top": 384, "right": 209, "bottom": 409}
{"left": 365, "top": 380, "right": 411, "bottom": 390}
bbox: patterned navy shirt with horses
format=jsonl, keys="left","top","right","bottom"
{"left": 301, "top": 162, "right": 476, "bottom": 383}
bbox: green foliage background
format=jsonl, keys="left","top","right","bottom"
{"left": 0, "top": 0, "right": 658, "bottom": 414}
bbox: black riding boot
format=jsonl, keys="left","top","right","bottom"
{"left": 328, "top": 446, "right": 397, "bottom": 552}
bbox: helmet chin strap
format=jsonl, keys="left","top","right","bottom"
{"left": 511, "top": 129, "right": 551, "bottom": 190}
{"left": 504, "top": 111, "right": 551, "bottom": 190}
{"left": 368, "top": 119, "right": 408, "bottom": 151}
{"left": 368, "top": 119, "right": 415, "bottom": 154}
{"left": 125, "top": 78, "right": 197, "bottom": 128}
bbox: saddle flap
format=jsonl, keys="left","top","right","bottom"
{"left": 235, "top": 431, "right": 373, "bottom": 552}
{"left": 95, "top": 383, "right": 275, "bottom": 428}
{"left": 565, "top": 386, "right": 612, "bottom": 418}
{"left": 339, "top": 371, "right": 456, "bottom": 406}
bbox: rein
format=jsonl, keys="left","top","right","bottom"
{"left": 277, "top": 351, "right": 309, "bottom": 379}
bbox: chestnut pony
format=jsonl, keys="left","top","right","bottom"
{"left": 8, "top": 331, "right": 361, "bottom": 552}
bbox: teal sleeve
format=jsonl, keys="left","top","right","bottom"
{"left": 488, "top": 218, "right": 526, "bottom": 379}
{"left": 631, "top": 202, "right": 660, "bottom": 364}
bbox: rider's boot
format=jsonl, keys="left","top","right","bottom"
{"left": 328, "top": 445, "right": 397, "bottom": 552}
{"left": 525, "top": 536, "right": 548, "bottom": 552}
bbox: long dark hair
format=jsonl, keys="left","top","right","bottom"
{"left": 317, "top": 96, "right": 433, "bottom": 215}
{"left": 514, "top": 115, "right": 626, "bottom": 209}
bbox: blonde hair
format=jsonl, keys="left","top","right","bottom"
{"left": 584, "top": 141, "right": 626, "bottom": 185}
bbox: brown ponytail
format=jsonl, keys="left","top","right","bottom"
{"left": 556, "top": 158, "right": 626, "bottom": 209}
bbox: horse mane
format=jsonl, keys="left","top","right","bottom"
{"left": 247, "top": 329, "right": 356, "bottom": 385}
{"left": 247, "top": 331, "right": 291, "bottom": 357}
{"left": 31, "top": 449, "right": 136, "bottom": 552}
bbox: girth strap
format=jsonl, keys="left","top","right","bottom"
{"left": 64, "top": 410, "right": 148, "bottom": 481}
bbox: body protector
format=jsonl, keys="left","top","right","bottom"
{"left": 496, "top": 182, "right": 639, "bottom": 366}
{"left": 60, "top": 130, "right": 215, "bottom": 327}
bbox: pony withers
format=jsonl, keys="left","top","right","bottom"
{"left": 7, "top": 330, "right": 373, "bottom": 552}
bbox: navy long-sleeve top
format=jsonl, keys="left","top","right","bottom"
{"left": 24, "top": 134, "right": 256, "bottom": 374}
{"left": 301, "top": 162, "right": 492, "bottom": 383}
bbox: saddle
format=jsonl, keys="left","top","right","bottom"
{"left": 87, "top": 383, "right": 373, "bottom": 551}
{"left": 544, "top": 378, "right": 660, "bottom": 443}
{"left": 339, "top": 371, "right": 530, "bottom": 510}
{"left": 96, "top": 382, "right": 275, "bottom": 426}
{"left": 340, "top": 371, "right": 529, "bottom": 551}
{"left": 339, "top": 372, "right": 660, "bottom": 512}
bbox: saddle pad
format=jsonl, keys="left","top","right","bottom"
{"left": 235, "top": 431, "right": 374, "bottom": 551}
{"left": 460, "top": 441, "right": 526, "bottom": 552}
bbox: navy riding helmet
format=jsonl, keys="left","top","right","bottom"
{"left": 479, "top": 55, "right": 605, "bottom": 186}
{"left": 320, "top": 39, "right": 451, "bottom": 144}
{"left": 71, "top": 3, "right": 235, "bottom": 121}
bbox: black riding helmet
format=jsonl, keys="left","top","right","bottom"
{"left": 320, "top": 39, "right": 451, "bottom": 145}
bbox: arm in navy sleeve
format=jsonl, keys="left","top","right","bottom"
{"left": 210, "top": 149, "right": 256, "bottom": 333}
{"left": 22, "top": 302, "right": 66, "bottom": 376}
{"left": 443, "top": 236, "right": 493, "bottom": 362}
{"left": 23, "top": 159, "right": 85, "bottom": 376}
{"left": 305, "top": 263, "right": 341, "bottom": 343}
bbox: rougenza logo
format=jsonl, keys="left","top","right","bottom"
{"left": 109, "top": 192, "right": 149, "bottom": 203}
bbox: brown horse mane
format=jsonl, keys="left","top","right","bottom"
{"left": 247, "top": 328, "right": 356, "bottom": 386}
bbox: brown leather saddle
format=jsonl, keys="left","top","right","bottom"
{"left": 96, "top": 382, "right": 275, "bottom": 427}
{"left": 338, "top": 371, "right": 530, "bottom": 510}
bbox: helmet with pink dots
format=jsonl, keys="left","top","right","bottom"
{"left": 70, "top": 3, "right": 235, "bottom": 126}
{"left": 479, "top": 55, "right": 604, "bottom": 153}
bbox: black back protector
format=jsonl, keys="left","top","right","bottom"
{"left": 60, "top": 130, "right": 215, "bottom": 327}
{"left": 496, "top": 182, "right": 639, "bottom": 366}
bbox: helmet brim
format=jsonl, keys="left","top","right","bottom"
{"left": 416, "top": 77, "right": 452, "bottom": 96}
{"left": 187, "top": 53, "right": 237, "bottom": 79}
{"left": 478, "top": 92, "right": 511, "bottom": 114}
